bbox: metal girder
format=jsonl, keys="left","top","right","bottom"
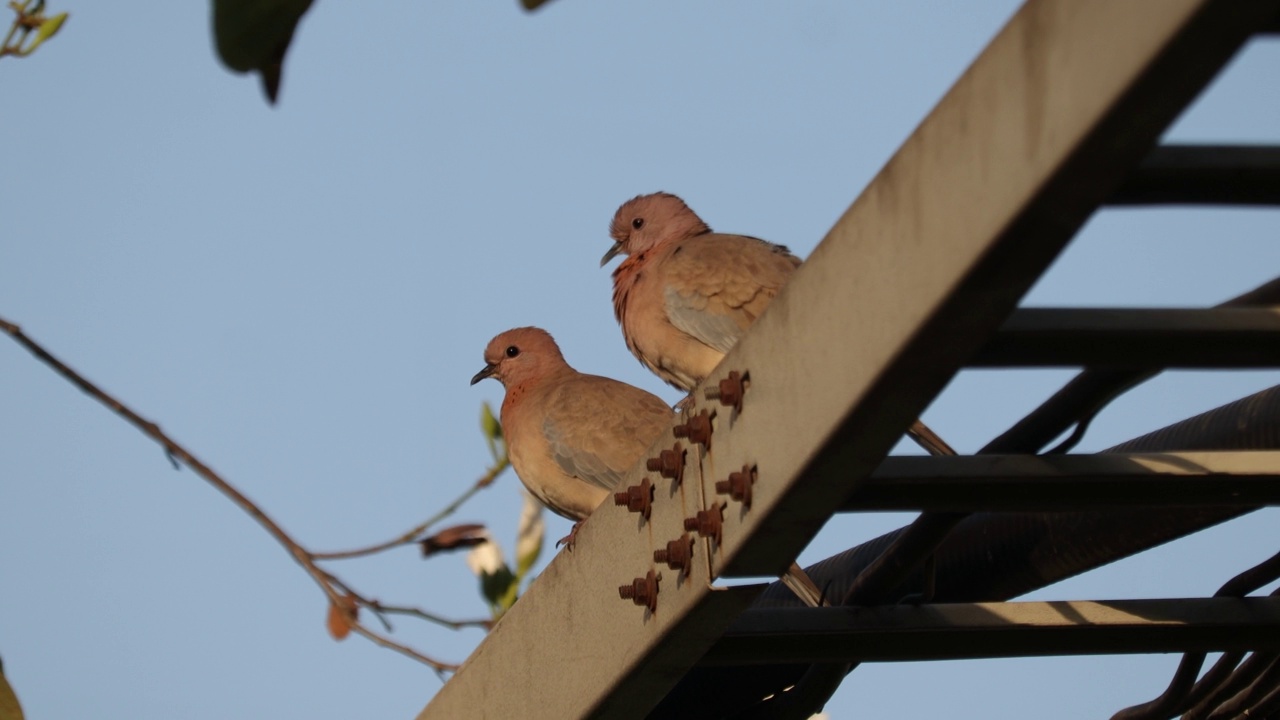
{"left": 972, "top": 308, "right": 1280, "bottom": 368}
{"left": 419, "top": 2, "right": 1276, "bottom": 718}
{"left": 1110, "top": 145, "right": 1280, "bottom": 206}
{"left": 695, "top": 0, "right": 1274, "bottom": 583}
{"left": 655, "top": 387, "right": 1280, "bottom": 719}
{"left": 700, "top": 598, "right": 1280, "bottom": 665}
{"left": 843, "top": 451, "right": 1280, "bottom": 511}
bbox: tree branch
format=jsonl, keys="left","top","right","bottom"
{"left": 1, "top": 314, "right": 467, "bottom": 673}
{"left": 313, "top": 457, "right": 508, "bottom": 560}
{"left": 367, "top": 600, "right": 493, "bottom": 632}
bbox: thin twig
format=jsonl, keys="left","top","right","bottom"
{"left": 3, "top": 1, "right": 32, "bottom": 45}
{"left": 2, "top": 0, "right": 42, "bottom": 58}
{"left": 313, "top": 457, "right": 508, "bottom": 560}
{"left": 349, "top": 621, "right": 459, "bottom": 675}
{"left": 368, "top": 600, "right": 493, "bottom": 631}
{"left": 1, "top": 314, "right": 462, "bottom": 673}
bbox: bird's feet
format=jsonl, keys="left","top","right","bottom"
{"left": 674, "top": 392, "right": 697, "bottom": 413}
{"left": 556, "top": 521, "right": 586, "bottom": 550}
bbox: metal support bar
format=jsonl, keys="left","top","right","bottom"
{"left": 1110, "top": 145, "right": 1280, "bottom": 205}
{"left": 700, "top": 0, "right": 1276, "bottom": 582}
{"left": 419, "top": 3, "right": 1277, "bottom": 718}
{"left": 655, "top": 387, "right": 1280, "bottom": 719}
{"left": 972, "top": 308, "right": 1280, "bottom": 368}
{"left": 843, "top": 451, "right": 1280, "bottom": 511}
{"left": 983, "top": 278, "right": 1280, "bottom": 456}
{"left": 700, "top": 598, "right": 1280, "bottom": 665}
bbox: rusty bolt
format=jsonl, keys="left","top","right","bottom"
{"left": 613, "top": 477, "right": 653, "bottom": 520}
{"left": 715, "top": 465, "right": 756, "bottom": 509}
{"left": 682, "top": 504, "right": 724, "bottom": 545}
{"left": 618, "top": 569, "right": 661, "bottom": 612}
{"left": 672, "top": 409, "right": 714, "bottom": 450}
{"left": 646, "top": 442, "right": 685, "bottom": 486}
{"left": 704, "top": 370, "right": 746, "bottom": 413}
{"left": 654, "top": 534, "right": 695, "bottom": 574}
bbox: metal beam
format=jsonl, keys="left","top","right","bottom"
{"left": 418, "top": 3, "right": 1275, "bottom": 718}
{"left": 971, "top": 308, "right": 1280, "bottom": 368}
{"left": 1110, "top": 144, "right": 1280, "bottom": 206}
{"left": 656, "top": 389, "right": 1280, "bottom": 718}
{"left": 700, "top": 598, "right": 1280, "bottom": 665}
{"left": 695, "top": 0, "right": 1273, "bottom": 582}
{"left": 843, "top": 451, "right": 1280, "bottom": 511}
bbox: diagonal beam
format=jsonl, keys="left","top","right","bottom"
{"left": 698, "top": 0, "right": 1276, "bottom": 580}
{"left": 419, "top": 3, "right": 1277, "bottom": 718}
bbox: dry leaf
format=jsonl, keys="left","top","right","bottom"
{"left": 421, "top": 523, "right": 488, "bottom": 557}
{"left": 326, "top": 594, "right": 358, "bottom": 641}
{"left": 0, "top": 654, "right": 24, "bottom": 720}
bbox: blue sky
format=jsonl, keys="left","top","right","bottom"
{"left": 2, "top": 2, "right": 1278, "bottom": 718}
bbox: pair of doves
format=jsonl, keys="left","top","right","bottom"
{"left": 472, "top": 192, "right": 949, "bottom": 606}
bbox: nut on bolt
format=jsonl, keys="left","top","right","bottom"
{"left": 715, "top": 465, "right": 756, "bottom": 509}
{"left": 613, "top": 477, "right": 654, "bottom": 520}
{"left": 654, "top": 534, "right": 695, "bottom": 575}
{"left": 672, "top": 409, "right": 714, "bottom": 450}
{"left": 683, "top": 504, "right": 724, "bottom": 545}
{"left": 704, "top": 370, "right": 746, "bottom": 413}
{"left": 618, "top": 569, "right": 661, "bottom": 612}
{"left": 646, "top": 442, "right": 685, "bottom": 486}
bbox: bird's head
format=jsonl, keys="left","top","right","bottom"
{"left": 471, "top": 326, "right": 568, "bottom": 387}
{"left": 601, "top": 192, "right": 710, "bottom": 267}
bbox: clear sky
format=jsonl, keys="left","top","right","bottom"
{"left": 2, "top": 2, "right": 1279, "bottom": 718}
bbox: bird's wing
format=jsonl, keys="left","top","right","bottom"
{"left": 662, "top": 233, "right": 801, "bottom": 353}
{"left": 542, "top": 377, "right": 674, "bottom": 492}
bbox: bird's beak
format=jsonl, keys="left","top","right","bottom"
{"left": 600, "top": 242, "right": 623, "bottom": 267}
{"left": 470, "top": 363, "right": 497, "bottom": 385}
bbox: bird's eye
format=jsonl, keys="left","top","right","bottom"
{"left": 505, "top": 346, "right": 520, "bottom": 358}
{"left": 631, "top": 217, "right": 644, "bottom": 230}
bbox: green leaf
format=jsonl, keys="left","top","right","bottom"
{"left": 33, "top": 12, "right": 66, "bottom": 44}
{"left": 212, "top": 0, "right": 315, "bottom": 103}
{"left": 480, "top": 402, "right": 502, "bottom": 441}
{"left": 9, "top": 9, "right": 66, "bottom": 57}
{"left": 481, "top": 402, "right": 504, "bottom": 462}
{"left": 464, "top": 533, "right": 517, "bottom": 617}
{"left": 479, "top": 564, "right": 517, "bottom": 617}
{"left": 514, "top": 491, "right": 544, "bottom": 580}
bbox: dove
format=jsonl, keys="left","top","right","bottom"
{"left": 603, "top": 192, "right": 801, "bottom": 393}
{"left": 472, "top": 326, "right": 829, "bottom": 605}
{"left": 470, "top": 327, "right": 673, "bottom": 543}
{"left": 603, "top": 192, "right": 954, "bottom": 457}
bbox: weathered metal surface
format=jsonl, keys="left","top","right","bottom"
{"left": 695, "top": 0, "right": 1273, "bottom": 580}
{"left": 419, "top": 2, "right": 1276, "bottom": 717}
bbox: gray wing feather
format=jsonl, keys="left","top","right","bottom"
{"left": 541, "top": 380, "right": 672, "bottom": 492}
{"left": 664, "top": 285, "right": 743, "bottom": 353}
{"left": 545, "top": 417, "right": 627, "bottom": 492}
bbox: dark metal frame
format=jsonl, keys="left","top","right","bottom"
{"left": 419, "top": 2, "right": 1280, "bottom": 718}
